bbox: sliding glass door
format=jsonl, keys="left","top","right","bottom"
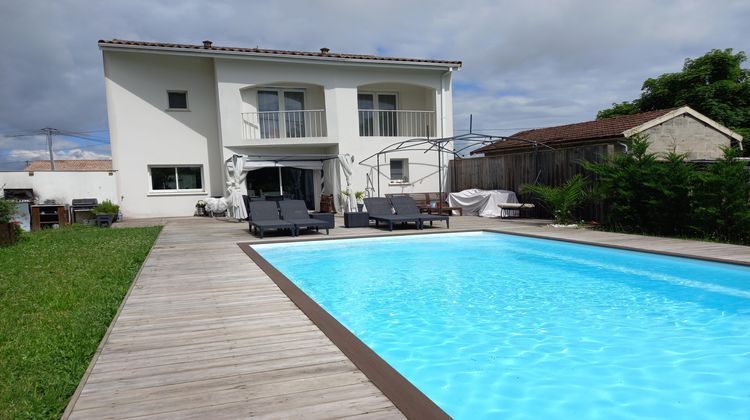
{"left": 258, "top": 90, "right": 306, "bottom": 138}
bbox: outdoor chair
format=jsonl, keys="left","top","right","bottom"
{"left": 278, "top": 200, "right": 329, "bottom": 236}
{"left": 363, "top": 197, "right": 422, "bottom": 231}
{"left": 390, "top": 196, "right": 449, "bottom": 229}
{"left": 248, "top": 201, "right": 295, "bottom": 239}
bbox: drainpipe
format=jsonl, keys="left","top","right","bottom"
{"left": 618, "top": 142, "right": 630, "bottom": 154}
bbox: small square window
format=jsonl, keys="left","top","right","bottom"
{"left": 167, "top": 91, "right": 188, "bottom": 110}
{"left": 389, "top": 159, "right": 409, "bottom": 183}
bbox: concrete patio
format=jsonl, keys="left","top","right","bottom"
{"left": 63, "top": 215, "right": 750, "bottom": 419}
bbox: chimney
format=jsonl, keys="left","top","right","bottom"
{"left": 203, "top": 40, "right": 213, "bottom": 49}
{"left": 320, "top": 47, "right": 330, "bottom": 55}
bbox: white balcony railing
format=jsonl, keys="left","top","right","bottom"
{"left": 242, "top": 110, "right": 327, "bottom": 140}
{"left": 358, "top": 110, "right": 436, "bottom": 137}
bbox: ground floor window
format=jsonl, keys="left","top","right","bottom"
{"left": 149, "top": 165, "right": 203, "bottom": 191}
{"left": 389, "top": 158, "right": 409, "bottom": 183}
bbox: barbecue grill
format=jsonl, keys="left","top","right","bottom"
{"left": 70, "top": 198, "right": 98, "bottom": 224}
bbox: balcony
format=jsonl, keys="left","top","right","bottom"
{"left": 241, "top": 109, "right": 327, "bottom": 140}
{"left": 358, "top": 110, "right": 436, "bottom": 137}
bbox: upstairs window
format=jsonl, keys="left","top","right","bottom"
{"left": 389, "top": 158, "right": 409, "bottom": 183}
{"left": 149, "top": 165, "right": 203, "bottom": 191}
{"left": 167, "top": 91, "right": 188, "bottom": 110}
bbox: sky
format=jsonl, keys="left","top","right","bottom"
{"left": 0, "top": 0, "right": 748, "bottom": 168}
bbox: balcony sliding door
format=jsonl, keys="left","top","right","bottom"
{"left": 358, "top": 93, "right": 397, "bottom": 136}
{"left": 283, "top": 91, "right": 306, "bottom": 138}
{"left": 377, "top": 94, "right": 397, "bottom": 137}
{"left": 258, "top": 90, "right": 280, "bottom": 139}
{"left": 257, "top": 89, "right": 306, "bottom": 139}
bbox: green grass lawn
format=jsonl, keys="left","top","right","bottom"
{"left": 0, "top": 225, "right": 162, "bottom": 419}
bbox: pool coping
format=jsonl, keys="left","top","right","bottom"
{"left": 239, "top": 228, "right": 750, "bottom": 418}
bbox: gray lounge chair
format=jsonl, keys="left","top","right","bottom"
{"left": 278, "top": 200, "right": 329, "bottom": 236}
{"left": 363, "top": 197, "right": 422, "bottom": 231}
{"left": 390, "top": 195, "right": 449, "bottom": 229}
{"left": 248, "top": 201, "right": 295, "bottom": 238}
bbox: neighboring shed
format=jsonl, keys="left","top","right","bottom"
{"left": 472, "top": 106, "right": 743, "bottom": 160}
{"left": 23, "top": 159, "right": 113, "bottom": 171}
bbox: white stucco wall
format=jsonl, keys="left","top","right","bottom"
{"left": 213, "top": 58, "right": 454, "bottom": 198}
{"left": 103, "top": 48, "right": 457, "bottom": 218}
{"left": 103, "top": 51, "right": 222, "bottom": 218}
{"left": 0, "top": 171, "right": 117, "bottom": 205}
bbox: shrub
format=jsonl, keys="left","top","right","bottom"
{"left": 692, "top": 147, "right": 750, "bottom": 243}
{"left": 583, "top": 135, "right": 750, "bottom": 244}
{"left": 521, "top": 174, "right": 589, "bottom": 224}
{"left": 0, "top": 199, "right": 18, "bottom": 224}
{"left": 92, "top": 199, "right": 120, "bottom": 215}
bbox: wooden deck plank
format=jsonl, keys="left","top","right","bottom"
{"left": 64, "top": 215, "right": 749, "bottom": 419}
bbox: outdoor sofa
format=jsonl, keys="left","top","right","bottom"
{"left": 248, "top": 201, "right": 295, "bottom": 238}
{"left": 390, "top": 196, "right": 450, "bottom": 229}
{"left": 363, "top": 197, "right": 422, "bottom": 231}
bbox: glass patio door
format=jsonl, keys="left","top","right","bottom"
{"left": 258, "top": 90, "right": 306, "bottom": 139}
{"left": 358, "top": 93, "right": 397, "bottom": 136}
{"left": 258, "top": 90, "right": 280, "bottom": 139}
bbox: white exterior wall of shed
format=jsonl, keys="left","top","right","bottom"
{"left": 0, "top": 171, "right": 117, "bottom": 205}
{"left": 103, "top": 49, "right": 456, "bottom": 218}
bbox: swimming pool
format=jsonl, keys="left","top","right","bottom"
{"left": 251, "top": 231, "right": 750, "bottom": 419}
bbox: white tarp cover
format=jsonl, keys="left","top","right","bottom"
{"left": 447, "top": 189, "right": 519, "bottom": 218}
{"left": 338, "top": 154, "right": 356, "bottom": 213}
{"left": 227, "top": 155, "right": 248, "bottom": 220}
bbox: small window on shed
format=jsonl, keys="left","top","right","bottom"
{"left": 167, "top": 91, "right": 188, "bottom": 110}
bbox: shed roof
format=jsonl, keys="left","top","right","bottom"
{"left": 472, "top": 109, "right": 678, "bottom": 154}
{"left": 24, "top": 160, "right": 113, "bottom": 171}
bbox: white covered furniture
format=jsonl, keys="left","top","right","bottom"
{"left": 447, "top": 189, "right": 520, "bottom": 218}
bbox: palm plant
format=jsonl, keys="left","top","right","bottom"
{"left": 521, "top": 175, "right": 589, "bottom": 224}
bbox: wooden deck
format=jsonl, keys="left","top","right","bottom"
{"left": 64, "top": 216, "right": 750, "bottom": 419}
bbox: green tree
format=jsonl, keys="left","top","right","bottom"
{"left": 597, "top": 49, "right": 750, "bottom": 152}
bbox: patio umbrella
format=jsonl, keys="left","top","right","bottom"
{"left": 226, "top": 154, "right": 248, "bottom": 220}
{"left": 338, "top": 154, "right": 356, "bottom": 212}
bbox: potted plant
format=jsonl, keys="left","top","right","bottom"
{"left": 195, "top": 199, "right": 207, "bottom": 216}
{"left": 355, "top": 191, "right": 366, "bottom": 212}
{"left": 0, "top": 198, "right": 19, "bottom": 246}
{"left": 92, "top": 200, "right": 120, "bottom": 227}
{"left": 520, "top": 175, "right": 589, "bottom": 227}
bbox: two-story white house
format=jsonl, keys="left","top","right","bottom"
{"left": 100, "top": 39, "right": 461, "bottom": 218}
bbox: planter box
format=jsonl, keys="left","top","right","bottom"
{"left": 96, "top": 214, "right": 116, "bottom": 228}
{"left": 344, "top": 212, "right": 369, "bottom": 228}
{"left": 0, "top": 223, "right": 17, "bottom": 247}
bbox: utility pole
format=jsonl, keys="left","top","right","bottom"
{"left": 42, "top": 127, "right": 56, "bottom": 171}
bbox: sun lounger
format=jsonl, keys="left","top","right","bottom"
{"left": 363, "top": 197, "right": 422, "bottom": 231}
{"left": 248, "top": 201, "right": 295, "bottom": 238}
{"left": 278, "top": 200, "right": 329, "bottom": 236}
{"left": 390, "top": 196, "right": 449, "bottom": 229}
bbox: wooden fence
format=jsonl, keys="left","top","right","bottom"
{"left": 449, "top": 144, "right": 615, "bottom": 222}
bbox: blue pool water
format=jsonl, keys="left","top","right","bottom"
{"left": 252, "top": 232, "right": 750, "bottom": 419}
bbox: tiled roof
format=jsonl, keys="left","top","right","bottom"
{"left": 98, "top": 39, "right": 463, "bottom": 67}
{"left": 24, "top": 160, "right": 113, "bottom": 171}
{"left": 472, "top": 108, "right": 678, "bottom": 154}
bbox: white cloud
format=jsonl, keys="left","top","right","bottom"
{"left": 8, "top": 148, "right": 110, "bottom": 161}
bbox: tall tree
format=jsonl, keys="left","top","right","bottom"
{"left": 597, "top": 49, "right": 750, "bottom": 151}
